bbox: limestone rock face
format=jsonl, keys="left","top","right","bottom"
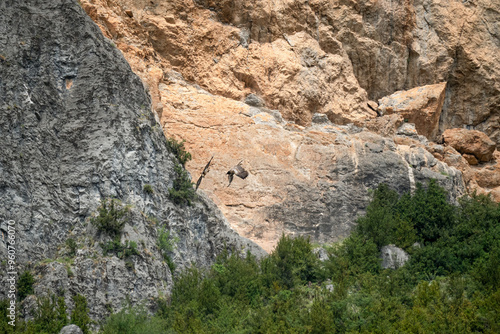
{"left": 364, "top": 114, "right": 405, "bottom": 138}
{"left": 427, "top": 142, "right": 500, "bottom": 202}
{"left": 0, "top": 0, "right": 263, "bottom": 322}
{"left": 443, "top": 128, "right": 497, "bottom": 162}
{"left": 160, "top": 76, "right": 465, "bottom": 252}
{"left": 74, "top": 0, "right": 500, "bottom": 252}
{"left": 378, "top": 82, "right": 447, "bottom": 140}
{"left": 381, "top": 245, "right": 410, "bottom": 269}
{"left": 82, "top": 0, "right": 500, "bottom": 147}
{"left": 325, "top": 0, "right": 500, "bottom": 147}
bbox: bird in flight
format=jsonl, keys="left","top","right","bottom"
{"left": 227, "top": 160, "right": 249, "bottom": 187}
{"left": 195, "top": 156, "right": 214, "bottom": 191}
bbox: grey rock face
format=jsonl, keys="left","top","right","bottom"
{"left": 0, "top": 0, "right": 263, "bottom": 322}
{"left": 311, "top": 113, "right": 331, "bottom": 124}
{"left": 59, "top": 324, "right": 83, "bottom": 334}
{"left": 313, "top": 247, "right": 329, "bottom": 262}
{"left": 265, "top": 130, "right": 465, "bottom": 244}
{"left": 381, "top": 245, "right": 410, "bottom": 269}
{"left": 397, "top": 123, "right": 419, "bottom": 137}
{"left": 245, "top": 93, "right": 266, "bottom": 107}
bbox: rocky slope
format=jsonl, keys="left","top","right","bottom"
{"left": 0, "top": 0, "right": 263, "bottom": 322}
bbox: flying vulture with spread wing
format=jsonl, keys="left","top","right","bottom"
{"left": 195, "top": 156, "right": 214, "bottom": 191}
{"left": 227, "top": 160, "right": 249, "bottom": 187}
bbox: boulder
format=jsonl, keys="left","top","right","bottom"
{"left": 364, "top": 114, "right": 404, "bottom": 137}
{"left": 378, "top": 82, "right": 447, "bottom": 140}
{"left": 313, "top": 247, "right": 329, "bottom": 262}
{"left": 59, "top": 325, "right": 83, "bottom": 334}
{"left": 311, "top": 113, "right": 330, "bottom": 124}
{"left": 381, "top": 245, "right": 410, "bottom": 269}
{"left": 463, "top": 154, "right": 479, "bottom": 166}
{"left": 443, "top": 128, "right": 496, "bottom": 162}
{"left": 245, "top": 94, "right": 266, "bottom": 108}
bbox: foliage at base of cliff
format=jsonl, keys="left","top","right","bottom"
{"left": 2, "top": 180, "right": 500, "bottom": 333}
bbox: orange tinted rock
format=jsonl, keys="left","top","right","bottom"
{"left": 378, "top": 82, "right": 446, "bottom": 140}
{"left": 364, "top": 114, "right": 404, "bottom": 137}
{"left": 443, "top": 128, "right": 496, "bottom": 162}
{"left": 463, "top": 154, "right": 479, "bottom": 166}
{"left": 159, "top": 77, "right": 465, "bottom": 251}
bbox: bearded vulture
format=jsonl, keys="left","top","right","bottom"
{"left": 195, "top": 156, "right": 214, "bottom": 191}
{"left": 227, "top": 160, "right": 249, "bottom": 187}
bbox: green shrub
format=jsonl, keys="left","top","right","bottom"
{"left": 262, "top": 234, "right": 319, "bottom": 290}
{"left": 66, "top": 238, "right": 77, "bottom": 257}
{"left": 102, "top": 238, "right": 139, "bottom": 259}
{"left": 91, "top": 199, "right": 130, "bottom": 237}
{"left": 157, "top": 227, "right": 178, "bottom": 272}
{"left": 169, "top": 163, "right": 196, "bottom": 206}
{"left": 166, "top": 137, "right": 192, "bottom": 166}
{"left": 32, "top": 295, "right": 68, "bottom": 333}
{"left": 18, "top": 271, "right": 34, "bottom": 301}
{"left": 100, "top": 304, "right": 168, "bottom": 334}
{"left": 143, "top": 184, "right": 154, "bottom": 195}
{"left": 71, "top": 294, "right": 91, "bottom": 334}
{"left": 397, "top": 179, "right": 455, "bottom": 243}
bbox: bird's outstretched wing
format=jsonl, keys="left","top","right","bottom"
{"left": 195, "top": 175, "right": 203, "bottom": 191}
{"left": 234, "top": 165, "right": 249, "bottom": 179}
{"left": 202, "top": 156, "right": 214, "bottom": 175}
{"left": 227, "top": 161, "right": 249, "bottom": 186}
{"left": 195, "top": 156, "right": 214, "bottom": 191}
{"left": 227, "top": 173, "right": 234, "bottom": 187}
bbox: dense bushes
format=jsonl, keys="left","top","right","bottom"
{"left": 0, "top": 294, "right": 91, "bottom": 334}
{"left": 168, "top": 163, "right": 196, "bottom": 206}
{"left": 150, "top": 180, "right": 499, "bottom": 333}
{"left": 91, "top": 199, "right": 130, "bottom": 237}
{"left": 2, "top": 180, "right": 499, "bottom": 333}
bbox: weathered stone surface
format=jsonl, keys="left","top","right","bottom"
{"left": 81, "top": 0, "right": 500, "bottom": 147}
{"left": 381, "top": 245, "right": 410, "bottom": 269}
{"left": 0, "top": 0, "right": 263, "bottom": 323}
{"left": 245, "top": 93, "right": 266, "bottom": 108}
{"left": 313, "top": 247, "right": 329, "bottom": 262}
{"left": 463, "top": 154, "right": 479, "bottom": 166}
{"left": 311, "top": 113, "right": 331, "bottom": 124}
{"left": 378, "top": 82, "right": 447, "bottom": 140}
{"left": 325, "top": 0, "right": 500, "bottom": 147}
{"left": 426, "top": 141, "right": 500, "bottom": 202}
{"left": 443, "top": 128, "right": 497, "bottom": 162}
{"left": 80, "top": 0, "right": 377, "bottom": 128}
{"left": 364, "top": 114, "right": 404, "bottom": 137}
{"left": 160, "top": 77, "right": 465, "bottom": 252}
{"left": 59, "top": 325, "right": 83, "bottom": 334}
{"left": 397, "top": 123, "right": 420, "bottom": 138}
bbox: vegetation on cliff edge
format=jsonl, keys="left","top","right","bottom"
{"left": 2, "top": 180, "right": 499, "bottom": 333}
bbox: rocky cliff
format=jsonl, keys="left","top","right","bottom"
{"left": 159, "top": 77, "right": 465, "bottom": 252}
{"left": 83, "top": 0, "right": 499, "bottom": 146}
{"left": 1, "top": 0, "right": 499, "bottom": 323}
{"left": 77, "top": 0, "right": 498, "bottom": 251}
{"left": 0, "top": 0, "right": 263, "bottom": 321}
